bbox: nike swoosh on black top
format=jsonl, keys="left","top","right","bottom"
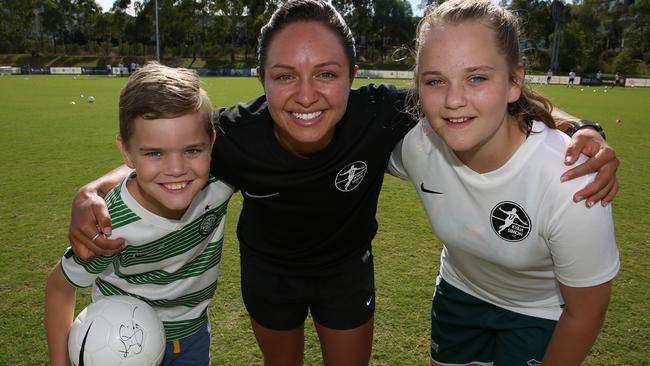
{"left": 244, "top": 191, "right": 280, "bottom": 199}
{"left": 420, "top": 183, "right": 443, "bottom": 195}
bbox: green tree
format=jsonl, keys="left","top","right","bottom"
{"left": 613, "top": 50, "right": 636, "bottom": 74}
{"left": 213, "top": 0, "right": 244, "bottom": 67}
{"left": 240, "top": 0, "right": 275, "bottom": 65}
{"left": 111, "top": 0, "right": 133, "bottom": 55}
{"left": 129, "top": 0, "right": 157, "bottom": 58}
{"left": 333, "top": 0, "right": 373, "bottom": 61}
{"left": 70, "top": 0, "right": 101, "bottom": 46}
{"left": 0, "top": 0, "right": 38, "bottom": 53}
{"left": 93, "top": 11, "right": 113, "bottom": 55}
{"left": 39, "top": 0, "right": 73, "bottom": 54}
{"left": 558, "top": 21, "right": 586, "bottom": 73}
{"left": 623, "top": 0, "right": 650, "bottom": 60}
{"left": 510, "top": 0, "right": 554, "bottom": 70}
{"left": 370, "top": 0, "right": 415, "bottom": 62}
{"left": 572, "top": 0, "right": 611, "bottom": 72}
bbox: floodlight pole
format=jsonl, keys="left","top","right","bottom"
{"left": 155, "top": 0, "right": 160, "bottom": 62}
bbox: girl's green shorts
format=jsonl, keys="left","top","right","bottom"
{"left": 430, "top": 278, "right": 557, "bottom": 366}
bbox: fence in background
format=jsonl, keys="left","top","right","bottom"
{"left": 4, "top": 66, "right": 649, "bottom": 87}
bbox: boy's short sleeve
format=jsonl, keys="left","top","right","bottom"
{"left": 60, "top": 247, "right": 114, "bottom": 288}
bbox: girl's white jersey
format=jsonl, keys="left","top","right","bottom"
{"left": 61, "top": 174, "right": 233, "bottom": 340}
{"left": 389, "top": 120, "right": 619, "bottom": 320}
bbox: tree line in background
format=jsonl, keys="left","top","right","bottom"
{"left": 0, "top": 0, "right": 648, "bottom": 75}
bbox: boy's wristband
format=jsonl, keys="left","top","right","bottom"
{"left": 566, "top": 119, "right": 606, "bottom": 140}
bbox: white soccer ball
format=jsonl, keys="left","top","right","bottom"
{"left": 88, "top": 96, "right": 95, "bottom": 103}
{"left": 68, "top": 296, "right": 166, "bottom": 366}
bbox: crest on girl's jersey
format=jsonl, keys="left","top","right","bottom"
{"left": 490, "top": 201, "right": 531, "bottom": 242}
{"left": 335, "top": 161, "right": 368, "bottom": 192}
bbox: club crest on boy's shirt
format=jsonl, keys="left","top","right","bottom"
{"left": 199, "top": 212, "right": 220, "bottom": 236}
{"left": 335, "top": 161, "right": 368, "bottom": 192}
{"left": 490, "top": 201, "right": 531, "bottom": 242}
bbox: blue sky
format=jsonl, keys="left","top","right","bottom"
{"left": 409, "top": 0, "right": 425, "bottom": 16}
{"left": 96, "top": 0, "right": 132, "bottom": 14}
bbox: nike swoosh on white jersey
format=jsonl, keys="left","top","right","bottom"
{"left": 244, "top": 191, "right": 280, "bottom": 199}
{"left": 420, "top": 183, "right": 443, "bottom": 195}
{"left": 133, "top": 249, "right": 157, "bottom": 258}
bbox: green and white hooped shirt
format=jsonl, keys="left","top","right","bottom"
{"left": 61, "top": 174, "right": 233, "bottom": 340}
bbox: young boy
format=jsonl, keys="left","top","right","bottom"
{"left": 45, "top": 63, "right": 233, "bottom": 366}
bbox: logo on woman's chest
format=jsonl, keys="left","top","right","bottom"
{"left": 490, "top": 201, "right": 531, "bottom": 242}
{"left": 335, "top": 161, "right": 368, "bottom": 192}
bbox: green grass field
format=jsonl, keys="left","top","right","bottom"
{"left": 0, "top": 75, "right": 648, "bottom": 365}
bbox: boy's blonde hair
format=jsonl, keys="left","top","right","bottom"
{"left": 119, "top": 62, "right": 213, "bottom": 144}
{"left": 412, "top": 0, "right": 555, "bottom": 131}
